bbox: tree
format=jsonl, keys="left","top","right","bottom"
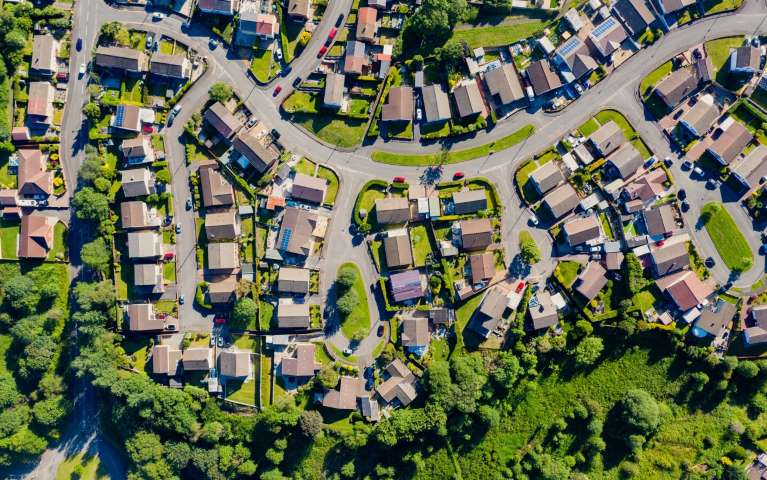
{"left": 31, "top": 396, "right": 69, "bottom": 427}
{"left": 337, "top": 290, "right": 359, "bottom": 316}
{"left": 154, "top": 168, "right": 171, "bottom": 185}
{"left": 232, "top": 298, "right": 257, "bottom": 328}
{"left": 298, "top": 410, "right": 323, "bottom": 438}
{"left": 72, "top": 188, "right": 110, "bottom": 222}
{"left": 573, "top": 320, "right": 593, "bottom": 338}
{"left": 19, "top": 335, "right": 56, "bottom": 380}
{"left": 519, "top": 231, "right": 541, "bottom": 265}
{"left": 0, "top": 374, "right": 19, "bottom": 409}
{"left": 491, "top": 351, "right": 521, "bottom": 391}
{"left": 478, "top": 404, "right": 500, "bottom": 428}
{"left": 317, "top": 365, "right": 339, "bottom": 389}
{"left": 82, "top": 102, "right": 100, "bottom": 122}
{"left": 3, "top": 275, "right": 38, "bottom": 315}
{"left": 624, "top": 252, "right": 649, "bottom": 294}
{"left": 99, "top": 21, "right": 122, "bottom": 42}
{"left": 574, "top": 337, "right": 603, "bottom": 367}
{"left": 336, "top": 269, "right": 357, "bottom": 293}
{"left": 435, "top": 40, "right": 465, "bottom": 71}
{"left": 298, "top": 31, "right": 311, "bottom": 47}
{"left": 80, "top": 237, "right": 111, "bottom": 275}
{"left": 403, "top": 0, "right": 467, "bottom": 53}
{"left": 209, "top": 82, "right": 233, "bottom": 103}
{"left": 689, "top": 371, "right": 709, "bottom": 393}
{"left": 612, "top": 389, "right": 660, "bottom": 437}
{"left": 735, "top": 360, "right": 759, "bottom": 379}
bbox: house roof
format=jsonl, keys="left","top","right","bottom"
{"left": 384, "top": 232, "right": 413, "bottom": 268}
{"left": 199, "top": 163, "right": 235, "bottom": 208}
{"left": 204, "top": 102, "right": 241, "bottom": 139}
{"left": 650, "top": 241, "right": 690, "bottom": 276}
{"left": 292, "top": 173, "right": 327, "bottom": 204}
{"left": 278, "top": 303, "right": 311, "bottom": 329}
{"left": 530, "top": 161, "right": 565, "bottom": 194}
{"left": 527, "top": 60, "right": 562, "bottom": 95}
{"left": 121, "top": 168, "right": 151, "bottom": 198}
{"left": 197, "top": 0, "right": 238, "bottom": 13}
{"left": 587, "top": 16, "right": 628, "bottom": 58}
{"left": 17, "top": 149, "right": 52, "bottom": 197}
{"left": 624, "top": 168, "right": 667, "bottom": 201}
{"left": 707, "top": 120, "right": 752, "bottom": 165}
{"left": 731, "top": 144, "right": 767, "bottom": 190}
{"left": 606, "top": 142, "right": 643, "bottom": 179}
{"left": 375, "top": 197, "right": 410, "bottom": 225}
{"left": 470, "top": 252, "right": 495, "bottom": 284}
{"left": 324, "top": 72, "right": 345, "bottom": 106}
{"left": 127, "top": 231, "right": 161, "bottom": 258}
{"left": 233, "top": 130, "right": 278, "bottom": 174}
{"left": 344, "top": 41, "right": 368, "bottom": 75}
{"left": 385, "top": 359, "right": 412, "bottom": 379}
{"left": 452, "top": 189, "right": 487, "bottom": 214}
{"left": 281, "top": 343, "right": 319, "bottom": 377}
{"left": 182, "top": 348, "right": 212, "bottom": 371}
{"left": 254, "top": 13, "right": 279, "bottom": 37}
{"left": 277, "top": 267, "right": 310, "bottom": 293}
{"left": 752, "top": 304, "right": 767, "bottom": 329}
{"left": 287, "top": 0, "right": 312, "bottom": 18}
{"left": 31, "top": 35, "right": 57, "bottom": 73}
{"left": 612, "top": 0, "right": 655, "bottom": 35}
{"left": 95, "top": 45, "right": 148, "bottom": 72}
{"left": 27, "top": 81, "right": 54, "bottom": 120}
{"left": 150, "top": 53, "right": 190, "bottom": 78}
{"left": 661, "top": 0, "right": 695, "bottom": 12}
{"left": 604, "top": 251, "right": 625, "bottom": 270}
{"left": 732, "top": 46, "right": 760, "bottom": 71}
{"left": 655, "top": 67, "right": 698, "bottom": 107}
{"left": 152, "top": 345, "right": 181, "bottom": 375}
{"left": 19, "top": 214, "right": 55, "bottom": 258}
{"left": 127, "top": 303, "right": 163, "bottom": 331}
{"left": 478, "top": 285, "right": 508, "bottom": 322}
{"left": 589, "top": 121, "right": 626, "bottom": 156}
{"left": 219, "top": 350, "right": 250, "bottom": 378}
{"left": 112, "top": 104, "right": 140, "bottom": 131}
{"left": 276, "top": 206, "right": 318, "bottom": 256}
{"left": 453, "top": 81, "right": 484, "bottom": 118}
{"left": 208, "top": 276, "right": 236, "bottom": 303}
{"left": 563, "top": 215, "right": 601, "bottom": 246}
{"left": 323, "top": 376, "right": 364, "bottom": 410}
{"left": 390, "top": 269, "right": 424, "bottom": 303}
{"left": 574, "top": 261, "right": 608, "bottom": 301}
{"left": 528, "top": 291, "right": 559, "bottom": 330}
{"left": 485, "top": 63, "right": 525, "bottom": 105}
{"left": 120, "top": 136, "right": 151, "bottom": 159}
{"left": 643, "top": 203, "right": 677, "bottom": 237}
{"left": 695, "top": 299, "right": 736, "bottom": 337}
{"left": 356, "top": 7, "right": 378, "bottom": 41}
{"left": 381, "top": 86, "right": 413, "bottom": 122}
{"left": 422, "top": 84, "right": 451, "bottom": 123}
{"left": 120, "top": 201, "right": 155, "bottom": 229}
{"left": 460, "top": 218, "right": 493, "bottom": 250}
{"left": 207, "top": 242, "right": 239, "bottom": 271}
{"left": 134, "top": 263, "right": 162, "bottom": 287}
{"left": 680, "top": 94, "right": 719, "bottom": 136}
{"left": 543, "top": 183, "right": 580, "bottom": 219}
{"left": 205, "top": 209, "right": 239, "bottom": 240}
{"left": 401, "top": 317, "right": 430, "bottom": 347}
{"left": 656, "top": 270, "right": 713, "bottom": 311}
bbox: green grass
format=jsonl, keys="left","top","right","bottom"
{"left": 278, "top": 3, "right": 305, "bottom": 63}
{"left": 451, "top": 20, "right": 547, "bottom": 48}
{"left": 0, "top": 219, "right": 19, "bottom": 259}
{"left": 700, "top": 202, "right": 753, "bottom": 272}
{"left": 386, "top": 121, "right": 414, "bottom": 140}
{"left": 260, "top": 355, "right": 271, "bottom": 406}
{"left": 122, "top": 337, "right": 151, "bottom": 374}
{"left": 163, "top": 261, "right": 176, "bottom": 284}
{"left": 703, "top": 0, "right": 743, "bottom": 14}
{"left": 452, "top": 295, "right": 484, "bottom": 357}
{"left": 228, "top": 379, "right": 256, "bottom": 405}
{"left": 372, "top": 124, "right": 535, "bottom": 166}
{"left": 410, "top": 224, "right": 433, "bottom": 267}
{"left": 250, "top": 48, "right": 279, "bottom": 83}
{"left": 314, "top": 342, "right": 334, "bottom": 365}
{"left": 56, "top": 451, "right": 108, "bottom": 480}
{"left": 120, "top": 78, "right": 143, "bottom": 104}
{"left": 599, "top": 212, "right": 614, "bottom": 240}
{"left": 46, "top": 222, "right": 67, "bottom": 261}
{"left": 256, "top": 227, "right": 267, "bottom": 258}
{"left": 283, "top": 91, "right": 319, "bottom": 113}
{"left": 291, "top": 113, "right": 367, "bottom": 148}
{"left": 294, "top": 157, "right": 316, "bottom": 176}
{"left": 337, "top": 262, "right": 370, "bottom": 341}
{"left": 639, "top": 61, "right": 673, "bottom": 99}
{"left": 259, "top": 301, "right": 275, "bottom": 331}
{"left": 317, "top": 166, "right": 339, "bottom": 205}
{"left": 577, "top": 117, "right": 600, "bottom": 137}
{"left": 555, "top": 260, "right": 581, "bottom": 288}
{"left": 705, "top": 36, "right": 744, "bottom": 87}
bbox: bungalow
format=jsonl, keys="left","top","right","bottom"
{"left": 469, "top": 286, "right": 509, "bottom": 337}
{"left": 31, "top": 35, "right": 58, "bottom": 77}
{"left": 528, "top": 291, "right": 559, "bottom": 331}
{"left": 182, "top": 348, "right": 213, "bottom": 371}
{"left": 219, "top": 350, "right": 251, "bottom": 378}
{"left": 207, "top": 242, "right": 239, "bottom": 272}
{"left": 149, "top": 54, "right": 191, "bottom": 79}
{"left": 586, "top": 16, "right": 628, "bottom": 60}
{"left": 205, "top": 209, "right": 241, "bottom": 240}
{"left": 356, "top": 7, "right": 378, "bottom": 42}
{"left": 656, "top": 270, "right": 713, "bottom": 311}
{"left": 232, "top": 130, "right": 279, "bottom": 174}
{"left": 95, "top": 46, "right": 149, "bottom": 73}
{"left": 678, "top": 94, "right": 718, "bottom": 138}
{"left": 280, "top": 344, "right": 319, "bottom": 381}
{"left": 204, "top": 102, "right": 242, "bottom": 141}
{"left": 731, "top": 145, "right": 767, "bottom": 191}
{"left": 469, "top": 251, "right": 495, "bottom": 285}
{"left": 421, "top": 84, "right": 452, "bottom": 123}
{"left": 197, "top": 0, "right": 239, "bottom": 15}
{"left": 707, "top": 119, "right": 752, "bottom": 165}
{"left": 529, "top": 161, "right": 565, "bottom": 196}
{"left": 542, "top": 183, "right": 580, "bottom": 219}
{"left": 552, "top": 36, "right": 598, "bottom": 82}
{"left": 563, "top": 215, "right": 602, "bottom": 247}
{"left": 277, "top": 303, "right": 311, "bottom": 329}
{"left": 611, "top": 0, "right": 656, "bottom": 36}
{"left": 323, "top": 72, "right": 345, "bottom": 108}
{"left": 453, "top": 189, "right": 487, "bottom": 214}
{"left": 133, "top": 264, "right": 164, "bottom": 293}
{"left": 381, "top": 86, "right": 413, "bottom": 123}
{"left": 605, "top": 251, "right": 625, "bottom": 270}
{"left": 589, "top": 121, "right": 626, "bottom": 157}
{"left": 526, "top": 60, "right": 562, "bottom": 96}
{"left": 375, "top": 197, "right": 410, "bottom": 225}
{"left": 401, "top": 316, "right": 430, "bottom": 356}
{"left": 127, "top": 231, "right": 162, "bottom": 259}
{"left": 729, "top": 46, "right": 760, "bottom": 75}
{"left": 152, "top": 345, "right": 181, "bottom": 376}
{"left": 745, "top": 305, "right": 767, "bottom": 345}
{"left": 453, "top": 80, "right": 484, "bottom": 119}
{"left": 208, "top": 276, "right": 237, "bottom": 304}
{"left": 383, "top": 230, "right": 413, "bottom": 269}
{"left": 430, "top": 308, "right": 454, "bottom": 327}
{"left": 17, "top": 149, "right": 52, "bottom": 199}
{"left": 484, "top": 63, "right": 525, "bottom": 107}
{"left": 287, "top": 0, "right": 312, "bottom": 20}
{"left": 292, "top": 173, "right": 327, "bottom": 204}
{"left": 126, "top": 303, "right": 164, "bottom": 332}
{"left": 276, "top": 207, "right": 320, "bottom": 257}
{"left": 120, "top": 201, "right": 161, "bottom": 229}
{"left": 694, "top": 299, "right": 736, "bottom": 339}
{"left": 19, "top": 214, "right": 56, "bottom": 259}
{"left": 650, "top": 241, "right": 689, "bottom": 276}
{"left": 111, "top": 104, "right": 142, "bottom": 133}
{"left": 121, "top": 168, "right": 152, "bottom": 198}
{"left": 120, "top": 136, "right": 155, "bottom": 165}
{"left": 344, "top": 41, "right": 368, "bottom": 75}
{"left": 623, "top": 168, "right": 668, "bottom": 203}
{"left": 574, "top": 261, "right": 608, "bottom": 301}
{"left": 376, "top": 359, "right": 418, "bottom": 407}
{"left": 26, "top": 82, "right": 54, "bottom": 129}
{"left": 459, "top": 218, "right": 493, "bottom": 251}
{"left": 658, "top": 0, "right": 695, "bottom": 14}
{"left": 323, "top": 376, "right": 365, "bottom": 410}
{"left": 606, "top": 143, "right": 643, "bottom": 180}
{"left": 277, "top": 267, "right": 311, "bottom": 294}
{"left": 389, "top": 269, "right": 424, "bottom": 303}
{"left": 199, "top": 162, "right": 235, "bottom": 208}
{"left": 654, "top": 67, "right": 698, "bottom": 109}
{"left": 643, "top": 203, "right": 677, "bottom": 237}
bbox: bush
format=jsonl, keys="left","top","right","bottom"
{"left": 519, "top": 231, "right": 541, "bottom": 265}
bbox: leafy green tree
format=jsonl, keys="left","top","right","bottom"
{"left": 3, "top": 275, "right": 38, "bottom": 315}
{"left": 80, "top": 237, "right": 111, "bottom": 275}
{"left": 31, "top": 396, "right": 69, "bottom": 427}
{"left": 491, "top": 351, "right": 521, "bottom": 391}
{"left": 209, "top": 82, "right": 233, "bottom": 103}
{"left": 72, "top": 187, "right": 110, "bottom": 222}
{"left": 335, "top": 268, "right": 357, "bottom": 293}
{"left": 298, "top": 410, "right": 323, "bottom": 438}
{"left": 19, "top": 335, "right": 56, "bottom": 380}
{"left": 73, "top": 280, "right": 116, "bottom": 311}
{"left": 735, "top": 360, "right": 759, "bottom": 379}
{"left": 436, "top": 40, "right": 465, "bottom": 72}
{"left": 519, "top": 232, "right": 541, "bottom": 265}
{"left": 154, "top": 168, "right": 171, "bottom": 184}
{"left": 337, "top": 290, "right": 359, "bottom": 316}
{"left": 317, "top": 365, "right": 339, "bottom": 389}
{"left": 0, "top": 405, "right": 30, "bottom": 438}
{"left": 612, "top": 389, "right": 660, "bottom": 438}
{"left": 574, "top": 337, "right": 604, "bottom": 366}
{"left": 82, "top": 102, "right": 100, "bottom": 122}
{"left": 689, "top": 371, "right": 709, "bottom": 393}
{"left": 478, "top": 404, "right": 500, "bottom": 428}
{"left": 232, "top": 297, "right": 257, "bottom": 328}
{"left": 0, "top": 373, "right": 19, "bottom": 408}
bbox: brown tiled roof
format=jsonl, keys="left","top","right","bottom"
{"left": 529, "top": 161, "right": 564, "bottom": 195}
{"left": 612, "top": 0, "right": 655, "bottom": 35}
{"left": 292, "top": 173, "right": 327, "bottom": 204}
{"left": 453, "top": 81, "right": 484, "bottom": 118}
{"left": 384, "top": 232, "right": 413, "bottom": 268}
{"left": 276, "top": 207, "right": 318, "bottom": 256}
{"left": 278, "top": 303, "right": 311, "bottom": 329}
{"left": 324, "top": 72, "right": 345, "bottom": 107}
{"left": 95, "top": 46, "right": 149, "bottom": 72}
{"left": 401, "top": 317, "right": 430, "bottom": 347}
{"left": 287, "top": 0, "right": 311, "bottom": 18}
{"left": 422, "top": 84, "right": 451, "bottom": 123}
{"left": 134, "top": 263, "right": 162, "bottom": 287}
{"left": 232, "top": 130, "right": 278, "bottom": 174}
{"left": 277, "top": 267, "right": 310, "bottom": 294}
{"left": 152, "top": 345, "right": 181, "bottom": 375}
{"left": 323, "top": 376, "right": 364, "bottom": 410}
{"left": 27, "top": 82, "right": 54, "bottom": 122}
{"left": 574, "top": 261, "right": 608, "bottom": 301}
{"left": 452, "top": 189, "right": 487, "bottom": 214}
{"left": 695, "top": 299, "right": 736, "bottom": 337}
{"left": 207, "top": 242, "right": 239, "bottom": 271}
{"left": 356, "top": 7, "right": 378, "bottom": 41}
{"left": 120, "top": 168, "right": 151, "bottom": 198}
{"left": 219, "top": 350, "right": 251, "bottom": 378}
{"left": 208, "top": 276, "right": 237, "bottom": 304}
{"left": 281, "top": 344, "right": 319, "bottom": 377}
{"left": 643, "top": 204, "right": 676, "bottom": 237}
{"left": 120, "top": 201, "right": 154, "bottom": 229}
{"left": 526, "top": 60, "right": 562, "bottom": 96}
{"left": 199, "top": 163, "right": 235, "bottom": 208}
{"left": 656, "top": 270, "right": 713, "bottom": 310}
{"left": 150, "top": 53, "right": 190, "bottom": 78}
{"left": 650, "top": 241, "right": 689, "bottom": 276}
{"left": 589, "top": 121, "right": 626, "bottom": 156}
{"left": 31, "top": 35, "right": 57, "bottom": 74}
{"left": 528, "top": 291, "right": 558, "bottom": 330}
{"left": 655, "top": 67, "right": 697, "bottom": 107}
{"left": 624, "top": 168, "right": 667, "bottom": 201}
{"left": 469, "top": 252, "right": 495, "bottom": 284}
{"left": 19, "top": 214, "right": 55, "bottom": 258}
{"left": 460, "top": 218, "right": 493, "bottom": 250}
{"left": 707, "top": 120, "right": 752, "bottom": 165}
{"left": 485, "top": 63, "right": 524, "bottom": 105}
{"left": 204, "top": 102, "right": 241, "bottom": 140}
{"left": 543, "top": 183, "right": 580, "bottom": 219}
{"left": 205, "top": 209, "right": 240, "bottom": 240}
{"left": 120, "top": 136, "right": 151, "bottom": 159}
{"left": 17, "top": 149, "right": 52, "bottom": 197}
{"left": 679, "top": 95, "right": 719, "bottom": 136}
{"left": 375, "top": 197, "right": 410, "bottom": 225}
{"left": 563, "top": 215, "right": 601, "bottom": 246}
{"left": 606, "top": 142, "right": 643, "bottom": 179}
{"left": 182, "top": 348, "right": 212, "bottom": 371}
{"left": 381, "top": 86, "right": 413, "bottom": 122}
{"left": 127, "top": 303, "right": 163, "bottom": 331}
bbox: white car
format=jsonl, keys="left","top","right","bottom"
{"left": 171, "top": 104, "right": 182, "bottom": 116}
{"left": 152, "top": 12, "right": 165, "bottom": 20}
{"left": 78, "top": 63, "right": 86, "bottom": 76}
{"left": 416, "top": 108, "right": 422, "bottom": 121}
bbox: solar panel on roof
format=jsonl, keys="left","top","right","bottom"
{"left": 279, "top": 228, "right": 292, "bottom": 251}
{"left": 592, "top": 17, "right": 616, "bottom": 38}
{"left": 115, "top": 105, "right": 125, "bottom": 126}
{"left": 558, "top": 37, "right": 582, "bottom": 56}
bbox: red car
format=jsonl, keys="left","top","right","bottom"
{"left": 515, "top": 281, "right": 525, "bottom": 293}
{"left": 393, "top": 176, "right": 406, "bottom": 183}
{"left": 453, "top": 171, "right": 465, "bottom": 180}
{"left": 214, "top": 315, "right": 227, "bottom": 325}
{"left": 328, "top": 28, "right": 337, "bottom": 41}
{"left": 163, "top": 252, "right": 175, "bottom": 260}
{"left": 273, "top": 85, "right": 282, "bottom": 96}
{"left": 318, "top": 45, "right": 328, "bottom": 57}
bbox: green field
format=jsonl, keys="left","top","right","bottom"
{"left": 250, "top": 48, "right": 280, "bottom": 83}
{"left": 372, "top": 124, "right": 535, "bottom": 166}
{"left": 337, "top": 262, "right": 370, "bottom": 340}
{"left": 555, "top": 260, "right": 581, "bottom": 288}
{"left": 451, "top": 20, "right": 547, "bottom": 48}
{"left": 292, "top": 113, "right": 367, "bottom": 149}
{"left": 228, "top": 379, "right": 257, "bottom": 405}
{"left": 700, "top": 202, "right": 753, "bottom": 272}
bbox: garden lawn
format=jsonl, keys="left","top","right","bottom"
{"left": 120, "top": 79, "right": 144, "bottom": 104}
{"left": 259, "top": 301, "right": 275, "bottom": 331}
{"left": 452, "top": 294, "right": 483, "bottom": 357}
{"left": 577, "top": 117, "right": 600, "bottom": 137}
{"left": 640, "top": 61, "right": 672, "bottom": 99}
{"left": 317, "top": 166, "right": 339, "bottom": 205}
{"left": 700, "top": 202, "right": 753, "bottom": 272}
{"left": 228, "top": 379, "right": 256, "bottom": 405}
{"left": 250, "top": 49, "right": 279, "bottom": 83}
{"left": 451, "top": 20, "right": 547, "bottom": 48}
{"left": 279, "top": 3, "right": 304, "bottom": 63}
{"left": 555, "top": 260, "right": 581, "bottom": 288}
{"left": 704, "top": 36, "right": 744, "bottom": 86}
{"left": 56, "top": 451, "right": 107, "bottom": 480}
{"left": 337, "top": 262, "right": 370, "bottom": 340}
{"left": 122, "top": 337, "right": 151, "bottom": 374}
{"left": 372, "top": 124, "right": 535, "bottom": 165}
{"left": 46, "top": 222, "right": 67, "bottom": 261}
{"left": 751, "top": 88, "right": 767, "bottom": 111}
{"left": 0, "top": 219, "right": 19, "bottom": 259}
{"left": 294, "top": 157, "right": 316, "bottom": 176}
{"left": 703, "top": 0, "right": 743, "bottom": 14}
{"left": 292, "top": 113, "right": 366, "bottom": 148}
{"left": 163, "top": 262, "right": 176, "bottom": 284}
{"left": 410, "top": 224, "right": 433, "bottom": 267}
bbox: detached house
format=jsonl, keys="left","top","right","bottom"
{"left": 120, "top": 136, "right": 155, "bottom": 165}
{"left": 127, "top": 231, "right": 162, "bottom": 259}
{"left": 643, "top": 203, "right": 677, "bottom": 238}
{"left": 375, "top": 197, "right": 410, "bottom": 225}
{"left": 232, "top": 129, "right": 279, "bottom": 174}
{"left": 729, "top": 46, "right": 760, "bottom": 75}
{"left": 277, "top": 303, "right": 311, "bottom": 329}
{"left": 453, "top": 80, "right": 484, "bottom": 119}
{"left": 205, "top": 209, "right": 240, "bottom": 240}
{"left": 199, "top": 162, "right": 235, "bottom": 208}
{"left": 280, "top": 344, "right": 319, "bottom": 382}
{"left": 612, "top": 0, "right": 656, "bottom": 36}
{"left": 150, "top": 54, "right": 191, "bottom": 80}
{"left": 356, "top": 7, "right": 378, "bottom": 42}
{"left": 574, "top": 262, "right": 608, "bottom": 301}
{"left": 26, "top": 82, "right": 55, "bottom": 129}
{"left": 95, "top": 46, "right": 149, "bottom": 74}
{"left": 542, "top": 183, "right": 580, "bottom": 219}
{"left": 526, "top": 60, "right": 562, "bottom": 96}
{"left": 401, "top": 316, "right": 430, "bottom": 356}
{"left": 219, "top": 350, "right": 251, "bottom": 378}
{"left": 460, "top": 218, "right": 493, "bottom": 251}
{"left": 384, "top": 230, "right": 413, "bottom": 269}
{"left": 31, "top": 35, "right": 59, "bottom": 77}
{"left": 111, "top": 104, "right": 142, "bottom": 133}
{"left": 19, "top": 214, "right": 57, "bottom": 259}
{"left": 529, "top": 161, "right": 564, "bottom": 196}
{"left": 389, "top": 269, "right": 424, "bottom": 303}
{"left": 121, "top": 168, "right": 153, "bottom": 198}
{"left": 678, "top": 94, "right": 718, "bottom": 138}
{"left": 292, "top": 174, "right": 327, "bottom": 204}
{"left": 707, "top": 120, "right": 753, "bottom": 166}
{"left": 552, "top": 36, "right": 598, "bottom": 82}
{"left": 381, "top": 86, "right": 413, "bottom": 123}
{"left": 586, "top": 16, "right": 628, "bottom": 60}
{"left": 197, "top": 0, "right": 239, "bottom": 15}
{"left": 421, "top": 84, "right": 451, "bottom": 124}
{"left": 654, "top": 67, "right": 698, "bottom": 109}
{"left": 344, "top": 41, "right": 368, "bottom": 75}
{"left": 484, "top": 63, "right": 525, "bottom": 107}
{"left": 731, "top": 145, "right": 767, "bottom": 192}
{"left": 287, "top": 0, "right": 312, "bottom": 20}
{"left": 276, "top": 207, "right": 320, "bottom": 257}
{"left": 17, "top": 149, "right": 52, "bottom": 200}
{"left": 120, "top": 201, "right": 161, "bottom": 229}
{"left": 204, "top": 102, "right": 242, "bottom": 142}
{"left": 656, "top": 270, "right": 713, "bottom": 311}
{"left": 606, "top": 143, "right": 643, "bottom": 180}
{"left": 277, "top": 267, "right": 311, "bottom": 294}
{"left": 658, "top": 0, "right": 695, "bottom": 14}
{"left": 452, "top": 189, "right": 487, "bottom": 215}
{"left": 323, "top": 72, "right": 345, "bottom": 108}
{"left": 650, "top": 241, "right": 689, "bottom": 277}
{"left": 563, "top": 215, "right": 602, "bottom": 247}
{"left": 589, "top": 121, "right": 626, "bottom": 157}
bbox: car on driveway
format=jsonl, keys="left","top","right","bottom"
{"left": 146, "top": 33, "right": 154, "bottom": 49}
{"left": 179, "top": 294, "right": 185, "bottom": 304}
{"left": 377, "top": 325, "right": 384, "bottom": 336}
{"left": 453, "top": 171, "right": 465, "bottom": 180}
{"left": 214, "top": 315, "right": 226, "bottom": 325}
{"left": 152, "top": 12, "right": 165, "bottom": 20}
{"left": 693, "top": 166, "right": 704, "bottom": 177}
{"left": 185, "top": 198, "right": 193, "bottom": 210}
{"left": 680, "top": 200, "right": 689, "bottom": 212}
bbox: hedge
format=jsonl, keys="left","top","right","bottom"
{"left": 352, "top": 179, "right": 389, "bottom": 226}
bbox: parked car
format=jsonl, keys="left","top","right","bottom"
{"left": 393, "top": 176, "right": 406, "bottom": 183}
{"left": 78, "top": 63, "right": 86, "bottom": 77}
{"left": 179, "top": 294, "right": 185, "bottom": 304}
{"left": 335, "top": 14, "right": 345, "bottom": 26}
{"left": 706, "top": 178, "right": 718, "bottom": 189}
{"left": 416, "top": 108, "right": 422, "bottom": 121}
{"left": 693, "top": 166, "right": 704, "bottom": 177}
{"left": 704, "top": 257, "right": 716, "bottom": 268}
{"left": 146, "top": 33, "right": 154, "bottom": 49}
{"left": 271, "top": 128, "right": 281, "bottom": 140}
{"left": 318, "top": 45, "right": 328, "bottom": 57}
{"left": 681, "top": 160, "right": 692, "bottom": 170}
{"left": 453, "top": 171, "right": 465, "bottom": 180}
{"left": 76, "top": 37, "right": 83, "bottom": 51}
{"left": 273, "top": 85, "right": 282, "bottom": 96}
{"left": 377, "top": 325, "right": 384, "bottom": 336}
{"left": 246, "top": 117, "right": 257, "bottom": 128}
{"left": 152, "top": 12, "right": 165, "bottom": 20}
{"left": 217, "top": 336, "right": 224, "bottom": 348}
{"left": 664, "top": 156, "right": 673, "bottom": 167}
{"left": 292, "top": 76, "right": 302, "bottom": 88}
{"left": 185, "top": 198, "right": 193, "bottom": 210}
{"left": 343, "top": 348, "right": 353, "bottom": 355}
{"left": 171, "top": 104, "right": 182, "bottom": 116}
{"left": 209, "top": 38, "right": 219, "bottom": 49}
{"left": 328, "top": 27, "right": 338, "bottom": 42}
{"left": 677, "top": 188, "right": 686, "bottom": 200}
{"left": 175, "top": 222, "right": 182, "bottom": 234}
{"left": 528, "top": 215, "right": 539, "bottom": 226}
{"left": 214, "top": 315, "right": 226, "bottom": 324}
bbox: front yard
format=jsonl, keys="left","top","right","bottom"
{"left": 250, "top": 48, "right": 280, "bottom": 83}
{"left": 700, "top": 202, "right": 753, "bottom": 272}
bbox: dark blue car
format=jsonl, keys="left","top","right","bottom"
{"left": 76, "top": 37, "right": 83, "bottom": 51}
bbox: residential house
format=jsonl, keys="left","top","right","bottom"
{"left": 149, "top": 54, "right": 191, "bottom": 79}
{"left": 152, "top": 345, "right": 182, "bottom": 375}
{"left": 694, "top": 299, "right": 736, "bottom": 339}
{"left": 344, "top": 41, "right": 368, "bottom": 75}
{"left": 656, "top": 270, "right": 713, "bottom": 311}
{"left": 208, "top": 276, "right": 237, "bottom": 304}
{"left": 453, "top": 80, "right": 484, "bottom": 119}
{"left": 127, "top": 231, "right": 162, "bottom": 259}
{"left": 277, "top": 267, "right": 310, "bottom": 294}
{"left": 356, "top": 7, "right": 378, "bottom": 42}
{"left": 17, "top": 149, "right": 52, "bottom": 199}
{"left": 460, "top": 218, "right": 493, "bottom": 251}
{"left": 678, "top": 94, "right": 718, "bottom": 137}
{"left": 421, "top": 84, "right": 451, "bottom": 123}
{"left": 95, "top": 46, "right": 149, "bottom": 73}
{"left": 383, "top": 230, "right": 413, "bottom": 269}
{"left": 469, "top": 286, "right": 508, "bottom": 337}
{"left": 623, "top": 168, "right": 668, "bottom": 202}
{"left": 280, "top": 344, "right": 319, "bottom": 381}
{"left": 430, "top": 308, "right": 454, "bottom": 327}
{"left": 484, "top": 63, "right": 525, "bottom": 107}
{"left": 452, "top": 189, "right": 487, "bottom": 214}
{"left": 729, "top": 46, "right": 760, "bottom": 75}
{"left": 199, "top": 162, "right": 235, "bottom": 208}
{"left": 469, "top": 251, "right": 495, "bottom": 285}
{"left": 31, "top": 35, "right": 58, "bottom": 77}
{"left": 658, "top": 0, "right": 695, "bottom": 14}
{"left": 611, "top": 0, "right": 656, "bottom": 36}
{"left": 277, "top": 304, "right": 311, "bottom": 329}
{"left": 232, "top": 129, "right": 279, "bottom": 174}
{"left": 287, "top": 0, "right": 312, "bottom": 20}
{"left": 110, "top": 104, "right": 142, "bottom": 133}
{"left": 707, "top": 120, "right": 752, "bottom": 165}
{"left": 120, "top": 136, "right": 155, "bottom": 165}
{"left": 323, "top": 72, "right": 345, "bottom": 108}
{"left": 694, "top": 56, "right": 714, "bottom": 83}
{"left": 368, "top": 0, "right": 387, "bottom": 8}
{"left": 564, "top": 8, "right": 585, "bottom": 31}
{"left": 530, "top": 161, "right": 565, "bottom": 196}
{"left": 207, "top": 242, "right": 239, "bottom": 272}
{"left": 606, "top": 143, "right": 643, "bottom": 180}
{"left": 196, "top": 0, "right": 239, "bottom": 15}
{"left": 574, "top": 261, "right": 608, "bottom": 301}
{"left": 219, "top": 350, "right": 251, "bottom": 378}
{"left": 204, "top": 102, "right": 242, "bottom": 141}
{"left": 552, "top": 36, "right": 598, "bottom": 82}
{"left": 360, "top": 396, "right": 381, "bottom": 421}
{"left": 292, "top": 173, "right": 327, "bottom": 204}
{"left": 605, "top": 251, "right": 625, "bottom": 270}
{"left": 650, "top": 241, "right": 689, "bottom": 276}
{"left": 19, "top": 214, "right": 56, "bottom": 259}
{"left": 126, "top": 303, "right": 164, "bottom": 331}
{"left": 120, "top": 201, "right": 161, "bottom": 229}
{"left": 236, "top": 5, "right": 279, "bottom": 45}
{"left": 731, "top": 145, "right": 767, "bottom": 191}
{"left": 589, "top": 121, "right": 626, "bottom": 157}
{"left": 276, "top": 207, "right": 320, "bottom": 257}
{"left": 121, "top": 168, "right": 152, "bottom": 198}
{"left": 323, "top": 376, "right": 365, "bottom": 410}
{"left": 586, "top": 16, "right": 628, "bottom": 59}
{"left": 376, "top": 359, "right": 418, "bottom": 406}
{"left": 528, "top": 291, "right": 559, "bottom": 331}
{"left": 133, "top": 264, "right": 164, "bottom": 293}
{"left": 542, "top": 183, "right": 580, "bottom": 219}
{"left": 643, "top": 203, "right": 677, "bottom": 237}
{"left": 654, "top": 67, "right": 698, "bottom": 109}
{"left": 182, "top": 348, "right": 213, "bottom": 371}
{"left": 401, "top": 316, "right": 430, "bottom": 356}
{"left": 389, "top": 269, "right": 424, "bottom": 303}
{"left": 563, "top": 215, "right": 602, "bottom": 246}
{"left": 381, "top": 86, "right": 413, "bottom": 123}
{"left": 26, "top": 82, "right": 54, "bottom": 129}
{"left": 375, "top": 197, "right": 410, "bottom": 225}
{"left": 205, "top": 209, "right": 241, "bottom": 240}
{"left": 745, "top": 305, "right": 767, "bottom": 345}
{"left": 526, "top": 60, "right": 562, "bottom": 96}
